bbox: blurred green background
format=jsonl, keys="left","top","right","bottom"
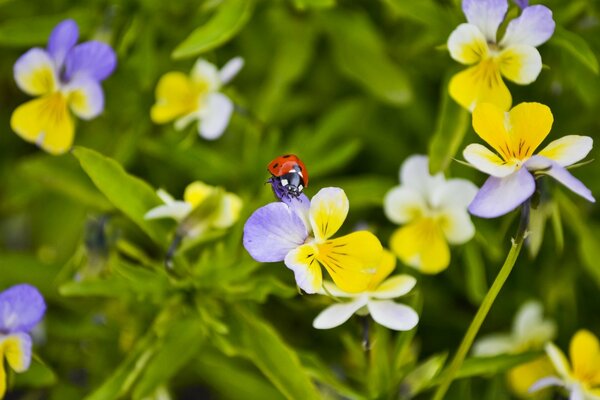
{"left": 1, "top": 0, "right": 599, "bottom": 398}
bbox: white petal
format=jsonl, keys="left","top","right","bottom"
{"left": 500, "top": 5, "right": 555, "bottom": 47}
{"left": 64, "top": 78, "right": 105, "bottom": 120}
{"left": 498, "top": 44, "right": 542, "bottom": 85}
{"left": 545, "top": 342, "right": 571, "bottom": 379}
{"left": 513, "top": 300, "right": 556, "bottom": 347}
{"left": 448, "top": 23, "right": 489, "bottom": 65}
{"left": 190, "top": 58, "right": 221, "bottom": 91}
{"left": 430, "top": 178, "right": 478, "bottom": 209}
{"left": 400, "top": 155, "right": 445, "bottom": 199}
{"left": 284, "top": 244, "right": 323, "bottom": 294}
{"left": 528, "top": 376, "right": 564, "bottom": 393}
{"left": 144, "top": 202, "right": 191, "bottom": 221}
{"left": 367, "top": 300, "right": 419, "bottom": 331}
{"left": 570, "top": 384, "right": 585, "bottom": 400}
{"left": 212, "top": 193, "right": 243, "bottom": 229}
{"left": 463, "top": 143, "right": 517, "bottom": 177}
{"left": 14, "top": 48, "right": 58, "bottom": 96}
{"left": 439, "top": 208, "right": 475, "bottom": 245}
{"left": 312, "top": 298, "right": 368, "bottom": 329}
{"left": 156, "top": 189, "right": 176, "bottom": 205}
{"left": 319, "top": 280, "right": 355, "bottom": 298}
{"left": 538, "top": 135, "right": 593, "bottom": 167}
{"left": 371, "top": 275, "right": 416, "bottom": 299}
{"left": 462, "top": 0, "right": 508, "bottom": 42}
{"left": 219, "top": 57, "right": 244, "bottom": 84}
{"left": 472, "top": 334, "right": 515, "bottom": 356}
{"left": 198, "top": 93, "right": 234, "bottom": 140}
{"left": 383, "top": 186, "right": 426, "bottom": 225}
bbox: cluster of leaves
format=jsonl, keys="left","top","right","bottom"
{"left": 0, "top": 0, "right": 599, "bottom": 399}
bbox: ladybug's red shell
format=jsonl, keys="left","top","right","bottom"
{"left": 267, "top": 154, "right": 309, "bottom": 187}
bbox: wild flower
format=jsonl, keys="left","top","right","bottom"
{"left": 447, "top": 0, "right": 555, "bottom": 110}
{"left": 151, "top": 57, "right": 243, "bottom": 140}
{"left": 464, "top": 102, "right": 594, "bottom": 218}
{"left": 0, "top": 284, "right": 46, "bottom": 398}
{"left": 11, "top": 19, "right": 116, "bottom": 154}
{"left": 384, "top": 155, "right": 478, "bottom": 274}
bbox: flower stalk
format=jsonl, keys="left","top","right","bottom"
{"left": 432, "top": 202, "right": 530, "bottom": 400}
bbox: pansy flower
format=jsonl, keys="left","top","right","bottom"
{"left": 11, "top": 19, "right": 116, "bottom": 154}
{"left": 464, "top": 102, "right": 595, "bottom": 218}
{"left": 145, "top": 181, "right": 242, "bottom": 237}
{"left": 473, "top": 300, "right": 556, "bottom": 397}
{"left": 313, "top": 250, "right": 419, "bottom": 331}
{"left": 447, "top": 0, "right": 555, "bottom": 111}
{"left": 150, "top": 57, "right": 243, "bottom": 140}
{"left": 530, "top": 329, "right": 600, "bottom": 399}
{"left": 383, "top": 155, "right": 478, "bottom": 274}
{"left": 243, "top": 187, "right": 383, "bottom": 294}
{"left": 0, "top": 284, "right": 46, "bottom": 398}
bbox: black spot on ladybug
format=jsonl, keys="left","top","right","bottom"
{"left": 272, "top": 163, "right": 279, "bottom": 168}
{"left": 282, "top": 154, "right": 291, "bottom": 158}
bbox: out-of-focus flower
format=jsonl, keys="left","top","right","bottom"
{"left": 383, "top": 155, "right": 478, "bottom": 274}
{"left": 0, "top": 284, "right": 46, "bottom": 398}
{"left": 313, "top": 250, "right": 418, "bottom": 331}
{"left": 530, "top": 329, "right": 600, "bottom": 399}
{"left": 447, "top": 0, "right": 555, "bottom": 111}
{"left": 244, "top": 187, "right": 383, "bottom": 294}
{"left": 145, "top": 181, "right": 242, "bottom": 237}
{"left": 464, "top": 102, "right": 595, "bottom": 218}
{"left": 11, "top": 19, "right": 116, "bottom": 154}
{"left": 151, "top": 57, "right": 243, "bottom": 140}
{"left": 473, "top": 300, "right": 556, "bottom": 397}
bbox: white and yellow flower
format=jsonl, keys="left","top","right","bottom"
{"left": 447, "top": 0, "right": 555, "bottom": 111}
{"left": 530, "top": 330, "right": 600, "bottom": 399}
{"left": 151, "top": 57, "right": 243, "bottom": 140}
{"left": 313, "top": 250, "right": 418, "bottom": 331}
{"left": 384, "top": 155, "right": 478, "bottom": 274}
{"left": 145, "top": 181, "right": 242, "bottom": 237}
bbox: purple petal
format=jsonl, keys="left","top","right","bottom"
{"left": 47, "top": 19, "right": 79, "bottom": 69}
{"left": 243, "top": 202, "right": 308, "bottom": 262}
{"left": 462, "top": 0, "right": 508, "bottom": 42}
{"left": 64, "top": 41, "right": 116, "bottom": 82}
{"left": 513, "top": 0, "right": 528, "bottom": 9}
{"left": 0, "top": 284, "right": 46, "bottom": 334}
{"left": 500, "top": 5, "right": 555, "bottom": 47}
{"left": 469, "top": 168, "right": 535, "bottom": 218}
{"left": 526, "top": 157, "right": 595, "bottom": 203}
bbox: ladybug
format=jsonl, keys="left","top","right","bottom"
{"left": 267, "top": 154, "right": 309, "bottom": 198}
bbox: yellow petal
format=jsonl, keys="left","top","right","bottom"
{"left": 463, "top": 143, "right": 518, "bottom": 177}
{"left": 506, "top": 356, "right": 555, "bottom": 398}
{"left": 367, "top": 249, "right": 397, "bottom": 290}
{"left": 0, "top": 349, "right": 5, "bottom": 399}
{"left": 498, "top": 44, "right": 542, "bottom": 85}
{"left": 2, "top": 333, "right": 31, "bottom": 373}
{"left": 150, "top": 72, "right": 197, "bottom": 124}
{"left": 389, "top": 218, "right": 450, "bottom": 274}
{"left": 508, "top": 102, "right": 553, "bottom": 159}
{"left": 183, "top": 181, "right": 214, "bottom": 207}
{"left": 309, "top": 187, "right": 349, "bottom": 242}
{"left": 317, "top": 231, "right": 382, "bottom": 293}
{"left": 449, "top": 60, "right": 512, "bottom": 112}
{"left": 284, "top": 243, "right": 323, "bottom": 294}
{"left": 11, "top": 94, "right": 75, "bottom": 155}
{"left": 570, "top": 329, "right": 600, "bottom": 385}
{"left": 472, "top": 102, "right": 513, "bottom": 160}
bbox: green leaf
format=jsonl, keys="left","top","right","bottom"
{"left": 72, "top": 147, "right": 170, "bottom": 247}
{"left": 428, "top": 72, "right": 471, "bottom": 173}
{"left": 172, "top": 0, "right": 254, "bottom": 59}
{"left": 323, "top": 11, "right": 412, "bottom": 106}
{"left": 0, "top": 252, "right": 60, "bottom": 298}
{"left": 13, "top": 358, "right": 57, "bottom": 388}
{"left": 401, "top": 353, "right": 447, "bottom": 398}
{"left": 463, "top": 242, "right": 487, "bottom": 305}
{"left": 132, "top": 318, "right": 205, "bottom": 399}
{"left": 453, "top": 352, "right": 541, "bottom": 379}
{"left": 291, "top": 0, "right": 335, "bottom": 10}
{"left": 382, "top": 0, "right": 456, "bottom": 31}
{"left": 226, "top": 307, "right": 321, "bottom": 400}
{"left": 551, "top": 27, "right": 599, "bottom": 75}
{"left": 321, "top": 175, "right": 396, "bottom": 209}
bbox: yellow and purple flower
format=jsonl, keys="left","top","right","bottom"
{"left": 384, "top": 155, "right": 478, "bottom": 274}
{"left": 313, "top": 250, "right": 418, "bottom": 331}
{"left": 151, "top": 57, "right": 243, "bottom": 140}
{"left": 447, "top": 0, "right": 555, "bottom": 111}
{"left": 530, "top": 329, "right": 600, "bottom": 399}
{"left": 243, "top": 188, "right": 383, "bottom": 294}
{"left": 464, "top": 102, "right": 594, "bottom": 218}
{"left": 11, "top": 19, "right": 116, "bottom": 154}
{"left": 0, "top": 284, "right": 46, "bottom": 398}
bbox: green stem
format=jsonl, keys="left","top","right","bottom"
{"left": 432, "top": 204, "right": 530, "bottom": 400}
